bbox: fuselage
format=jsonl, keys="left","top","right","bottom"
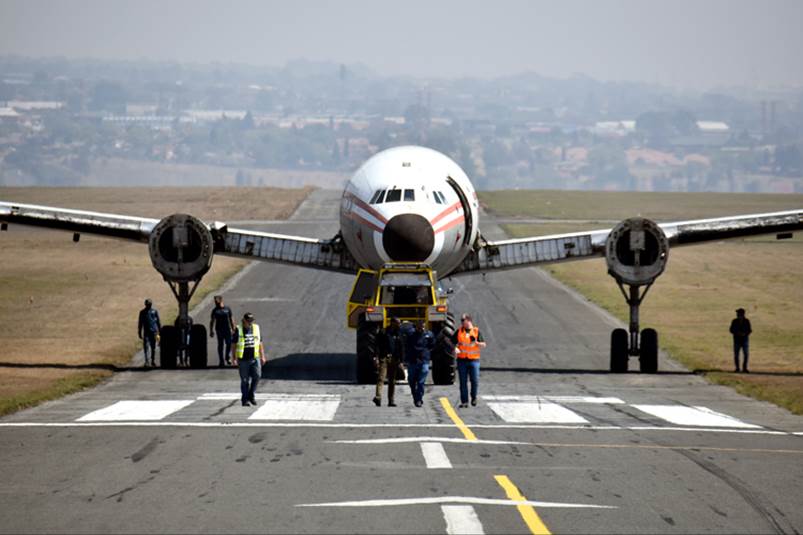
{"left": 339, "top": 146, "right": 480, "bottom": 277}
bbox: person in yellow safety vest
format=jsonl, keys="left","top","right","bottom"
{"left": 453, "top": 313, "right": 486, "bottom": 408}
{"left": 231, "top": 312, "right": 266, "bottom": 407}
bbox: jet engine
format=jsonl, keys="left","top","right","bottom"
{"left": 604, "top": 217, "right": 670, "bottom": 374}
{"left": 148, "top": 214, "right": 214, "bottom": 282}
{"left": 605, "top": 217, "right": 668, "bottom": 286}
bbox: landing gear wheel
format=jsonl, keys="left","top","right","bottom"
{"left": 190, "top": 324, "right": 208, "bottom": 369}
{"left": 639, "top": 328, "right": 658, "bottom": 373}
{"left": 356, "top": 319, "right": 379, "bottom": 384}
{"left": 431, "top": 313, "right": 456, "bottom": 385}
{"left": 159, "top": 325, "right": 178, "bottom": 369}
{"left": 610, "top": 328, "right": 628, "bottom": 373}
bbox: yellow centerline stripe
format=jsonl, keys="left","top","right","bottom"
{"left": 439, "top": 396, "right": 478, "bottom": 441}
{"left": 495, "top": 475, "right": 552, "bottom": 535}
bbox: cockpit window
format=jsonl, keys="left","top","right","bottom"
{"left": 374, "top": 190, "right": 386, "bottom": 204}
{"left": 385, "top": 189, "right": 402, "bottom": 202}
{"left": 404, "top": 189, "right": 415, "bottom": 202}
{"left": 369, "top": 190, "right": 383, "bottom": 204}
{"left": 432, "top": 191, "right": 442, "bottom": 205}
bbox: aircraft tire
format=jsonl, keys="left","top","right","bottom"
{"left": 356, "top": 319, "right": 379, "bottom": 384}
{"left": 610, "top": 328, "right": 628, "bottom": 373}
{"left": 159, "top": 326, "right": 178, "bottom": 369}
{"left": 431, "top": 331, "right": 456, "bottom": 385}
{"left": 190, "top": 324, "right": 208, "bottom": 369}
{"left": 639, "top": 328, "right": 659, "bottom": 373}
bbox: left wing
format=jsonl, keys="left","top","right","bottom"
{"left": 452, "top": 209, "right": 803, "bottom": 275}
{"left": 0, "top": 201, "right": 359, "bottom": 274}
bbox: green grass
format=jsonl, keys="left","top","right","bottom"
{"left": 0, "top": 372, "right": 108, "bottom": 417}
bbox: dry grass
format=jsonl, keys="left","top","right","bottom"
{"left": 0, "top": 187, "right": 311, "bottom": 415}
{"left": 481, "top": 190, "right": 803, "bottom": 415}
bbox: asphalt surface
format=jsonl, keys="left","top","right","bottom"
{"left": 1, "top": 190, "right": 802, "bottom": 534}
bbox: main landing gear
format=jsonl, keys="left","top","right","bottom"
{"left": 604, "top": 217, "right": 669, "bottom": 374}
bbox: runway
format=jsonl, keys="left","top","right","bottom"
{"left": 1, "top": 190, "right": 801, "bottom": 534}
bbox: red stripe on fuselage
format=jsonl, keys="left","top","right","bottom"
{"left": 434, "top": 215, "right": 465, "bottom": 235}
{"left": 345, "top": 192, "right": 388, "bottom": 224}
{"left": 347, "top": 212, "right": 384, "bottom": 233}
{"left": 430, "top": 201, "right": 462, "bottom": 226}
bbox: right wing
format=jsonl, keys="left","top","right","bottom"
{"left": 0, "top": 201, "right": 359, "bottom": 274}
{"left": 451, "top": 209, "right": 803, "bottom": 275}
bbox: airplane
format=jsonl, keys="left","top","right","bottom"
{"left": 2, "top": 145, "right": 801, "bottom": 380}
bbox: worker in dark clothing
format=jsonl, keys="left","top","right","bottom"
{"left": 730, "top": 308, "right": 752, "bottom": 373}
{"left": 452, "top": 313, "right": 487, "bottom": 408}
{"left": 209, "top": 295, "right": 236, "bottom": 367}
{"left": 137, "top": 299, "right": 161, "bottom": 367}
{"left": 231, "top": 312, "right": 266, "bottom": 407}
{"left": 373, "top": 317, "right": 404, "bottom": 407}
{"left": 404, "top": 320, "right": 435, "bottom": 407}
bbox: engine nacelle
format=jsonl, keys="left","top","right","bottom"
{"left": 605, "top": 217, "right": 669, "bottom": 286}
{"left": 148, "top": 214, "right": 214, "bottom": 282}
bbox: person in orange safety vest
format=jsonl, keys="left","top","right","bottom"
{"left": 452, "top": 314, "right": 486, "bottom": 408}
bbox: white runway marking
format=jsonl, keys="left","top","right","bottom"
{"left": 631, "top": 405, "right": 762, "bottom": 428}
{"left": 248, "top": 394, "right": 340, "bottom": 421}
{"left": 487, "top": 401, "right": 589, "bottom": 424}
{"left": 297, "top": 496, "right": 616, "bottom": 509}
{"left": 484, "top": 395, "right": 624, "bottom": 404}
{"left": 76, "top": 400, "right": 194, "bottom": 421}
{"left": 1, "top": 423, "right": 792, "bottom": 435}
{"left": 442, "top": 505, "right": 484, "bottom": 534}
{"left": 198, "top": 393, "right": 338, "bottom": 401}
{"left": 335, "top": 436, "right": 530, "bottom": 445}
{"left": 420, "top": 442, "right": 453, "bottom": 469}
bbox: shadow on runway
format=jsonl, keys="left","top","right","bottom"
{"left": 480, "top": 366, "right": 696, "bottom": 375}
{"left": 692, "top": 368, "right": 803, "bottom": 377}
{"left": 261, "top": 352, "right": 355, "bottom": 382}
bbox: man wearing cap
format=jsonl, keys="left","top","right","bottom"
{"left": 373, "top": 317, "right": 404, "bottom": 407}
{"left": 404, "top": 320, "right": 435, "bottom": 407}
{"left": 137, "top": 298, "right": 161, "bottom": 367}
{"left": 729, "top": 308, "right": 752, "bottom": 373}
{"left": 209, "top": 295, "right": 235, "bottom": 368}
{"left": 231, "top": 312, "right": 266, "bottom": 406}
{"left": 453, "top": 314, "right": 486, "bottom": 408}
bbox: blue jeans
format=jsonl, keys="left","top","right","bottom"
{"left": 143, "top": 332, "right": 157, "bottom": 363}
{"left": 407, "top": 361, "right": 430, "bottom": 404}
{"left": 216, "top": 331, "right": 232, "bottom": 365}
{"left": 733, "top": 338, "right": 749, "bottom": 370}
{"left": 238, "top": 358, "right": 261, "bottom": 402}
{"left": 457, "top": 358, "right": 480, "bottom": 404}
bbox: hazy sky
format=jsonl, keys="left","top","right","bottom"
{"left": 1, "top": 0, "right": 801, "bottom": 89}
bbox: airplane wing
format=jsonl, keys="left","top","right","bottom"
{"left": 0, "top": 201, "right": 359, "bottom": 274}
{"left": 451, "top": 209, "right": 803, "bottom": 275}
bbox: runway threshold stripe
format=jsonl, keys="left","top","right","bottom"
{"left": 487, "top": 401, "right": 589, "bottom": 424}
{"left": 442, "top": 505, "right": 484, "bottom": 534}
{"left": 439, "top": 397, "right": 478, "bottom": 441}
{"left": 76, "top": 400, "right": 194, "bottom": 422}
{"left": 421, "top": 442, "right": 453, "bottom": 469}
{"left": 631, "top": 405, "right": 762, "bottom": 429}
{"left": 494, "top": 475, "right": 551, "bottom": 535}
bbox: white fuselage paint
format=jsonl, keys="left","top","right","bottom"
{"left": 338, "top": 145, "right": 480, "bottom": 276}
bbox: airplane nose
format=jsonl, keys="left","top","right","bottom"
{"left": 382, "top": 214, "right": 434, "bottom": 262}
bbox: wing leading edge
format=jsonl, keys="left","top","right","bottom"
{"left": 0, "top": 201, "right": 359, "bottom": 274}
{"left": 452, "top": 209, "right": 803, "bottom": 275}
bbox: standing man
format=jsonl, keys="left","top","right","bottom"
{"left": 231, "top": 312, "right": 266, "bottom": 406}
{"left": 453, "top": 314, "right": 486, "bottom": 408}
{"left": 730, "top": 308, "right": 752, "bottom": 373}
{"left": 404, "top": 320, "right": 435, "bottom": 408}
{"left": 373, "top": 317, "right": 404, "bottom": 407}
{"left": 138, "top": 298, "right": 161, "bottom": 367}
{"left": 209, "top": 295, "right": 236, "bottom": 368}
